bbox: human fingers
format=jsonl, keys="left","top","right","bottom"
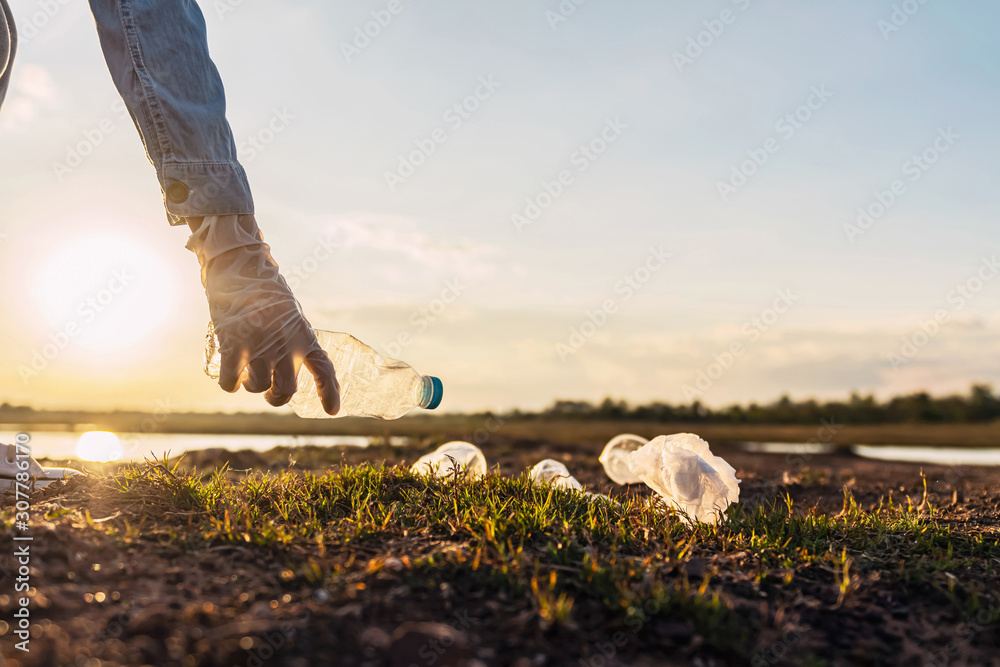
{"left": 303, "top": 349, "right": 340, "bottom": 415}
{"left": 243, "top": 357, "right": 273, "bottom": 393}
{"left": 219, "top": 347, "right": 250, "bottom": 393}
{"left": 265, "top": 354, "right": 297, "bottom": 407}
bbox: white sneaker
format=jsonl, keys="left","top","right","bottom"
{"left": 0, "top": 442, "right": 83, "bottom": 492}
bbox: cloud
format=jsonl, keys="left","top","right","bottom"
{"left": 328, "top": 214, "right": 496, "bottom": 275}
{"left": 7, "top": 296, "right": 1000, "bottom": 413}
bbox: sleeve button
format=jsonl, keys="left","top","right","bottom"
{"left": 166, "top": 181, "right": 190, "bottom": 204}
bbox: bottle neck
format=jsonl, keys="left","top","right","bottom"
{"left": 418, "top": 376, "right": 434, "bottom": 409}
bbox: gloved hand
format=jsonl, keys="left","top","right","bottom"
{"left": 185, "top": 214, "right": 340, "bottom": 415}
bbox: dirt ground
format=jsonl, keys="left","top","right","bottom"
{"left": 1, "top": 437, "right": 999, "bottom": 667}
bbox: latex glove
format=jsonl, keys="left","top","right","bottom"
{"left": 185, "top": 214, "right": 340, "bottom": 414}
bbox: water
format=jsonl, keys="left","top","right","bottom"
{"left": 741, "top": 441, "right": 1000, "bottom": 466}
{"left": 741, "top": 442, "right": 836, "bottom": 455}
{"left": 851, "top": 444, "right": 1000, "bottom": 467}
{"left": 8, "top": 429, "right": 1000, "bottom": 467}
{"left": 2, "top": 430, "right": 408, "bottom": 462}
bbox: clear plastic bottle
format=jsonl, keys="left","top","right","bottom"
{"left": 411, "top": 441, "right": 486, "bottom": 479}
{"left": 205, "top": 325, "right": 443, "bottom": 420}
{"left": 600, "top": 434, "right": 648, "bottom": 485}
{"left": 529, "top": 459, "right": 583, "bottom": 491}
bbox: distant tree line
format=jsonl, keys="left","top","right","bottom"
{"left": 512, "top": 385, "right": 1000, "bottom": 424}
{"left": 6, "top": 384, "right": 1000, "bottom": 425}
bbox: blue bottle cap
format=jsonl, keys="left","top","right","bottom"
{"left": 425, "top": 376, "right": 443, "bottom": 410}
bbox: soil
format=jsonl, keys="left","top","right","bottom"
{"left": 1, "top": 437, "right": 998, "bottom": 667}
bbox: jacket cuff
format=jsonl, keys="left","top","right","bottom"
{"left": 159, "top": 162, "right": 255, "bottom": 226}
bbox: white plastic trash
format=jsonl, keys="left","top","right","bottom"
{"left": 411, "top": 441, "right": 487, "bottom": 479}
{"left": 529, "top": 459, "right": 583, "bottom": 491}
{"left": 584, "top": 491, "right": 622, "bottom": 508}
{"left": 600, "top": 433, "right": 649, "bottom": 485}
{"left": 627, "top": 433, "right": 740, "bottom": 525}
{"left": 1, "top": 442, "right": 83, "bottom": 493}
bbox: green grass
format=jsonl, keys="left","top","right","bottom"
{"left": 2, "top": 461, "right": 1000, "bottom": 665}
{"left": 14, "top": 457, "right": 984, "bottom": 664}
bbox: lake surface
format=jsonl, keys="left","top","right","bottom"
{"left": 2, "top": 430, "right": 407, "bottom": 462}
{"left": 742, "top": 441, "right": 1000, "bottom": 466}
{"left": 6, "top": 429, "right": 1000, "bottom": 467}
{"left": 740, "top": 441, "right": 837, "bottom": 455}
{"left": 851, "top": 444, "right": 1000, "bottom": 466}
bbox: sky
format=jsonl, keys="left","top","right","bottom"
{"left": 2, "top": 0, "right": 1000, "bottom": 415}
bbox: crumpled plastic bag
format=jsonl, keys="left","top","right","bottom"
{"left": 528, "top": 460, "right": 622, "bottom": 506}
{"left": 600, "top": 433, "right": 649, "bottom": 485}
{"left": 529, "top": 459, "right": 583, "bottom": 491}
{"left": 627, "top": 433, "right": 740, "bottom": 525}
{"left": 411, "top": 441, "right": 487, "bottom": 479}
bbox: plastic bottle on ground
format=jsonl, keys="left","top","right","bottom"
{"left": 411, "top": 441, "right": 487, "bottom": 479}
{"left": 627, "top": 433, "right": 740, "bottom": 525}
{"left": 205, "top": 324, "right": 443, "bottom": 420}
{"left": 600, "top": 433, "right": 649, "bottom": 485}
{"left": 584, "top": 491, "right": 622, "bottom": 508}
{"left": 529, "top": 459, "right": 583, "bottom": 491}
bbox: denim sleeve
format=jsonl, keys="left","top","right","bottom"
{"left": 0, "top": 0, "right": 15, "bottom": 109}
{"left": 87, "top": 0, "right": 254, "bottom": 225}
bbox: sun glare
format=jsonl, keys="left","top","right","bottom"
{"left": 30, "top": 231, "right": 179, "bottom": 358}
{"left": 76, "top": 431, "right": 124, "bottom": 462}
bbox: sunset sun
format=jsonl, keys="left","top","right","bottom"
{"left": 28, "top": 229, "right": 179, "bottom": 359}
